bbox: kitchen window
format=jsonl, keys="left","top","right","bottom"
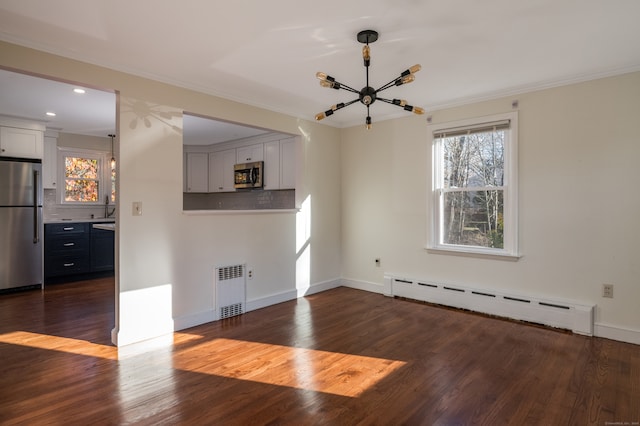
{"left": 58, "top": 148, "right": 115, "bottom": 204}
{"left": 428, "top": 112, "right": 518, "bottom": 259}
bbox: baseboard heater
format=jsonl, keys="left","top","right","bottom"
{"left": 215, "top": 264, "right": 246, "bottom": 320}
{"left": 385, "top": 275, "right": 594, "bottom": 336}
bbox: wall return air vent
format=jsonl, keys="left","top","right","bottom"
{"left": 215, "top": 264, "right": 246, "bottom": 320}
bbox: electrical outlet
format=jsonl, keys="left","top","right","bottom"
{"left": 248, "top": 269, "right": 253, "bottom": 280}
{"left": 602, "top": 283, "right": 614, "bottom": 298}
{"left": 375, "top": 258, "right": 381, "bottom": 267}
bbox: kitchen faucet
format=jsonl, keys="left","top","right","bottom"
{"left": 105, "top": 195, "right": 115, "bottom": 218}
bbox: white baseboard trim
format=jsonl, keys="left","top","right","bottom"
{"left": 173, "top": 309, "right": 216, "bottom": 332}
{"left": 594, "top": 322, "right": 640, "bottom": 345}
{"left": 246, "top": 289, "right": 297, "bottom": 312}
{"left": 115, "top": 323, "right": 174, "bottom": 347}
{"left": 172, "top": 279, "right": 342, "bottom": 334}
{"left": 247, "top": 279, "right": 342, "bottom": 311}
{"left": 121, "top": 278, "right": 639, "bottom": 348}
{"left": 341, "top": 278, "right": 385, "bottom": 294}
{"left": 297, "top": 278, "right": 342, "bottom": 297}
{"left": 117, "top": 333, "right": 175, "bottom": 358}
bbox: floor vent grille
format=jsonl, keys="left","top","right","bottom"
{"left": 385, "top": 275, "right": 594, "bottom": 335}
{"left": 215, "top": 264, "right": 246, "bottom": 320}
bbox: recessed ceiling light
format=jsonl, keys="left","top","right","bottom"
{"left": 73, "top": 88, "right": 86, "bottom": 94}
{"left": 46, "top": 112, "right": 56, "bottom": 117}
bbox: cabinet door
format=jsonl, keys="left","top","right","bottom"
{"left": 208, "top": 151, "right": 224, "bottom": 192}
{"left": 236, "top": 143, "right": 263, "bottom": 163}
{"left": 263, "top": 140, "right": 280, "bottom": 190}
{"left": 209, "top": 149, "right": 236, "bottom": 192}
{"left": 221, "top": 149, "right": 237, "bottom": 191}
{"left": 43, "top": 136, "right": 58, "bottom": 189}
{"left": 0, "top": 126, "right": 44, "bottom": 159}
{"left": 91, "top": 227, "right": 115, "bottom": 272}
{"left": 186, "top": 153, "right": 208, "bottom": 192}
{"left": 280, "top": 138, "right": 296, "bottom": 189}
{"left": 44, "top": 223, "right": 91, "bottom": 278}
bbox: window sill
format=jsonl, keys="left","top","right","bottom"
{"left": 425, "top": 246, "right": 521, "bottom": 261}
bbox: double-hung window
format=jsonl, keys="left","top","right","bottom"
{"left": 429, "top": 112, "right": 518, "bottom": 258}
{"left": 58, "top": 148, "right": 115, "bottom": 204}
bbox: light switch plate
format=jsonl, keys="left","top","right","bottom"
{"left": 132, "top": 201, "right": 142, "bottom": 216}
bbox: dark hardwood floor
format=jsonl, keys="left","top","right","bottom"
{"left": 0, "top": 278, "right": 638, "bottom": 425}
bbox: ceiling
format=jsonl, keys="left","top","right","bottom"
{"left": 1, "top": 1, "right": 640, "bottom": 137}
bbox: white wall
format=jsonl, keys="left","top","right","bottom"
{"left": 3, "top": 40, "right": 637, "bottom": 346}
{"left": 116, "top": 96, "right": 342, "bottom": 344}
{"left": 1, "top": 41, "right": 342, "bottom": 346}
{"left": 340, "top": 72, "right": 640, "bottom": 343}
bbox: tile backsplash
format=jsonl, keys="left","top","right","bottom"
{"left": 43, "top": 189, "right": 116, "bottom": 222}
{"left": 183, "top": 189, "right": 295, "bottom": 210}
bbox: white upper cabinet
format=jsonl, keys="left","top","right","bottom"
{"left": 185, "top": 152, "right": 209, "bottom": 192}
{"left": 0, "top": 126, "right": 44, "bottom": 159}
{"left": 184, "top": 135, "right": 296, "bottom": 195}
{"left": 209, "top": 149, "right": 236, "bottom": 192}
{"left": 263, "top": 137, "right": 296, "bottom": 190}
{"left": 279, "top": 137, "right": 296, "bottom": 189}
{"left": 42, "top": 133, "right": 58, "bottom": 189}
{"left": 263, "top": 140, "right": 280, "bottom": 190}
{"left": 236, "top": 143, "right": 263, "bottom": 163}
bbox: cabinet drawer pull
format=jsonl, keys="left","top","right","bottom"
{"left": 63, "top": 227, "right": 74, "bottom": 231}
{"left": 63, "top": 242, "right": 75, "bottom": 247}
{"left": 63, "top": 263, "right": 75, "bottom": 267}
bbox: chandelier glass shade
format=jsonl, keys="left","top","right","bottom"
{"left": 315, "top": 30, "right": 424, "bottom": 130}
{"left": 108, "top": 134, "right": 116, "bottom": 169}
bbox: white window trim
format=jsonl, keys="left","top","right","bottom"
{"left": 57, "top": 147, "right": 112, "bottom": 205}
{"left": 427, "top": 111, "right": 520, "bottom": 260}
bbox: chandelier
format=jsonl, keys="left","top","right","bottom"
{"left": 315, "top": 30, "right": 424, "bottom": 130}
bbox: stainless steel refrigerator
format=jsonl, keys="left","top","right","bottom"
{"left": 0, "top": 157, "right": 43, "bottom": 291}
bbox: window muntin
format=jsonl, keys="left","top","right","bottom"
{"left": 64, "top": 156, "right": 100, "bottom": 202}
{"left": 430, "top": 112, "right": 517, "bottom": 257}
{"left": 58, "top": 149, "right": 115, "bottom": 205}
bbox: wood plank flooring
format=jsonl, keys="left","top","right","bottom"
{"left": 0, "top": 277, "right": 638, "bottom": 425}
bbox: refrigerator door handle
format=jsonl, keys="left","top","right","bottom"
{"left": 33, "top": 169, "right": 39, "bottom": 243}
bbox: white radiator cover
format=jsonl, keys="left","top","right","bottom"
{"left": 215, "top": 264, "right": 246, "bottom": 320}
{"left": 385, "top": 275, "right": 594, "bottom": 336}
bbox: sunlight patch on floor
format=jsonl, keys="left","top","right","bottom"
{"left": 0, "top": 331, "right": 117, "bottom": 359}
{"left": 0, "top": 331, "right": 203, "bottom": 360}
{"left": 173, "top": 338, "right": 407, "bottom": 397}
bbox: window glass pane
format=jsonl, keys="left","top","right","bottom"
{"left": 442, "top": 190, "right": 504, "bottom": 249}
{"left": 443, "top": 131, "right": 504, "bottom": 189}
{"left": 65, "top": 157, "right": 98, "bottom": 179}
{"left": 65, "top": 179, "right": 99, "bottom": 202}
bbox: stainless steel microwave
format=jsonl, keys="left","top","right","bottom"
{"left": 234, "top": 161, "right": 263, "bottom": 189}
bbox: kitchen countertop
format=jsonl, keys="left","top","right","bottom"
{"left": 44, "top": 218, "right": 116, "bottom": 224}
{"left": 92, "top": 223, "right": 115, "bottom": 231}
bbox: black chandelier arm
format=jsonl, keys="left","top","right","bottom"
{"left": 377, "top": 97, "right": 425, "bottom": 114}
{"left": 317, "top": 72, "right": 360, "bottom": 94}
{"left": 375, "top": 65, "right": 421, "bottom": 93}
{"left": 315, "top": 98, "right": 360, "bottom": 121}
{"left": 375, "top": 75, "right": 411, "bottom": 93}
{"left": 375, "top": 78, "right": 399, "bottom": 93}
{"left": 335, "top": 83, "right": 360, "bottom": 94}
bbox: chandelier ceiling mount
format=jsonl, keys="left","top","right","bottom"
{"left": 315, "top": 30, "right": 424, "bottom": 130}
